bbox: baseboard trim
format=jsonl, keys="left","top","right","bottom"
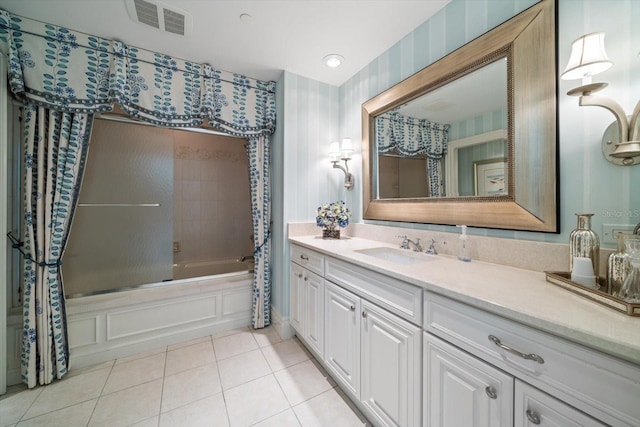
{"left": 270, "top": 305, "right": 294, "bottom": 340}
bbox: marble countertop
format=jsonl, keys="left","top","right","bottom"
{"left": 289, "top": 235, "right": 640, "bottom": 366}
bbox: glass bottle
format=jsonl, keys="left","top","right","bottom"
{"left": 569, "top": 213, "right": 600, "bottom": 278}
{"left": 607, "top": 233, "right": 632, "bottom": 294}
{"left": 617, "top": 237, "right": 640, "bottom": 302}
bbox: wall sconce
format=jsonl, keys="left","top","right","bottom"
{"left": 329, "top": 138, "right": 354, "bottom": 190}
{"left": 562, "top": 32, "right": 640, "bottom": 166}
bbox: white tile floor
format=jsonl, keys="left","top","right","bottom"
{"left": 0, "top": 327, "right": 371, "bottom": 427}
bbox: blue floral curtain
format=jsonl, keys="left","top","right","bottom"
{"left": 375, "top": 112, "right": 449, "bottom": 196}
{"left": 1, "top": 8, "right": 276, "bottom": 385}
{"left": 21, "top": 103, "right": 93, "bottom": 388}
{"left": 246, "top": 135, "right": 271, "bottom": 328}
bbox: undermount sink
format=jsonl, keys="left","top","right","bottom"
{"left": 354, "top": 247, "right": 436, "bottom": 265}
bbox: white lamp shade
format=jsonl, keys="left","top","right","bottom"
{"left": 329, "top": 141, "right": 340, "bottom": 161}
{"left": 341, "top": 138, "right": 353, "bottom": 153}
{"left": 561, "top": 32, "right": 613, "bottom": 81}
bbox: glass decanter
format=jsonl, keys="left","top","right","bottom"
{"left": 617, "top": 237, "right": 640, "bottom": 303}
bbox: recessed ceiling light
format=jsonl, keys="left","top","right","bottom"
{"left": 323, "top": 54, "right": 344, "bottom": 68}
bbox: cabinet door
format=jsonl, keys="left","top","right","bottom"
{"left": 304, "top": 270, "right": 324, "bottom": 358}
{"left": 289, "top": 262, "right": 305, "bottom": 334}
{"left": 324, "top": 280, "right": 360, "bottom": 398}
{"left": 424, "top": 332, "right": 514, "bottom": 427}
{"left": 515, "top": 380, "right": 606, "bottom": 427}
{"left": 361, "top": 301, "right": 421, "bottom": 427}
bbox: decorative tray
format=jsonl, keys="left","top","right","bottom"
{"left": 545, "top": 271, "right": 640, "bottom": 317}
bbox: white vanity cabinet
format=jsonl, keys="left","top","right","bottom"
{"left": 424, "top": 290, "right": 639, "bottom": 427}
{"left": 289, "top": 245, "right": 325, "bottom": 358}
{"left": 323, "top": 256, "right": 423, "bottom": 427}
{"left": 424, "top": 332, "right": 514, "bottom": 426}
{"left": 288, "top": 238, "right": 640, "bottom": 427}
{"left": 514, "top": 380, "right": 605, "bottom": 427}
{"left": 324, "top": 280, "right": 422, "bottom": 427}
{"left": 324, "top": 280, "right": 361, "bottom": 397}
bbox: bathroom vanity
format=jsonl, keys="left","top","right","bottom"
{"left": 288, "top": 236, "right": 640, "bottom": 427}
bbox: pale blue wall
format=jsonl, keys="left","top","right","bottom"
{"left": 272, "top": 0, "right": 640, "bottom": 318}
{"left": 272, "top": 71, "right": 340, "bottom": 317}
{"left": 336, "top": 0, "right": 640, "bottom": 243}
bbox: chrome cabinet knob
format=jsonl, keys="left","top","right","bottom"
{"left": 349, "top": 305, "right": 355, "bottom": 311}
{"left": 362, "top": 311, "right": 368, "bottom": 318}
{"left": 526, "top": 409, "right": 541, "bottom": 425}
{"left": 485, "top": 386, "right": 498, "bottom": 399}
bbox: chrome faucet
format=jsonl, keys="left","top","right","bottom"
{"left": 398, "top": 235, "right": 423, "bottom": 252}
{"left": 397, "top": 235, "right": 410, "bottom": 250}
{"left": 425, "top": 238, "right": 446, "bottom": 255}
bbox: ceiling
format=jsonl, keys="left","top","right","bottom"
{"left": 0, "top": 0, "right": 450, "bottom": 86}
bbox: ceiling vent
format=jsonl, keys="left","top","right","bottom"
{"left": 125, "top": 0, "right": 192, "bottom": 36}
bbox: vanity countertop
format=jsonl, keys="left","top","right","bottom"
{"left": 289, "top": 235, "right": 640, "bottom": 366}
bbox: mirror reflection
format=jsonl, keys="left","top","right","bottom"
{"left": 374, "top": 58, "right": 508, "bottom": 199}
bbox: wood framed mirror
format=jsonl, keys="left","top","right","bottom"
{"left": 362, "top": 0, "right": 557, "bottom": 232}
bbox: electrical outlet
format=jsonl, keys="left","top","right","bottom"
{"left": 602, "top": 224, "right": 635, "bottom": 245}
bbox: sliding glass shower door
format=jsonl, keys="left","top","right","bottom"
{"left": 63, "top": 119, "right": 174, "bottom": 296}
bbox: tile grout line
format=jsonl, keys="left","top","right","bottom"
{"left": 209, "top": 333, "right": 233, "bottom": 427}
{"left": 157, "top": 343, "right": 170, "bottom": 425}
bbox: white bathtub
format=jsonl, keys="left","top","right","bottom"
{"left": 173, "top": 257, "right": 254, "bottom": 280}
{"left": 65, "top": 266, "right": 254, "bottom": 369}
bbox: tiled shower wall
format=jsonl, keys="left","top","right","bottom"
{"left": 173, "top": 131, "right": 253, "bottom": 265}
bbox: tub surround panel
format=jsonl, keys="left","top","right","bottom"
{"left": 65, "top": 275, "right": 252, "bottom": 369}
{"left": 105, "top": 294, "right": 219, "bottom": 340}
{"left": 288, "top": 235, "right": 639, "bottom": 365}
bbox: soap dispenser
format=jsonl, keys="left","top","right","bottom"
{"left": 457, "top": 225, "right": 471, "bottom": 262}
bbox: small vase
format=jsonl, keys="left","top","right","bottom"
{"left": 322, "top": 228, "right": 340, "bottom": 239}
{"left": 569, "top": 213, "right": 600, "bottom": 278}
{"left": 606, "top": 233, "right": 632, "bottom": 294}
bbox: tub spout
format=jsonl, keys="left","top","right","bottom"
{"left": 239, "top": 254, "right": 254, "bottom": 262}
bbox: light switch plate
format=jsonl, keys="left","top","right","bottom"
{"left": 602, "top": 224, "right": 635, "bottom": 245}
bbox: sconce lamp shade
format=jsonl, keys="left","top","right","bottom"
{"left": 329, "top": 141, "right": 341, "bottom": 163}
{"left": 341, "top": 138, "right": 353, "bottom": 158}
{"left": 561, "top": 32, "right": 613, "bottom": 82}
{"left": 329, "top": 141, "right": 341, "bottom": 158}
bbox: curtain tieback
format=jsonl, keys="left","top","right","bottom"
{"left": 6, "top": 231, "right": 63, "bottom": 268}
{"left": 252, "top": 229, "right": 272, "bottom": 256}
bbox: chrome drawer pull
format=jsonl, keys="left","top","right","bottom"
{"left": 485, "top": 386, "right": 498, "bottom": 399}
{"left": 488, "top": 335, "right": 545, "bottom": 364}
{"left": 526, "top": 409, "right": 541, "bottom": 425}
{"left": 299, "top": 254, "right": 309, "bottom": 261}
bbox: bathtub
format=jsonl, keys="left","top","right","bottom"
{"left": 64, "top": 259, "right": 255, "bottom": 369}
{"left": 173, "top": 257, "right": 254, "bottom": 280}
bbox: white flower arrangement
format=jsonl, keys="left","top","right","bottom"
{"left": 316, "top": 201, "right": 351, "bottom": 230}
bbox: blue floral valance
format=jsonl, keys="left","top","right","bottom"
{"left": 375, "top": 111, "right": 449, "bottom": 159}
{"left": 0, "top": 10, "right": 276, "bottom": 136}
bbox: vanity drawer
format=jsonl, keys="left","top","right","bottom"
{"left": 291, "top": 244, "right": 324, "bottom": 276}
{"left": 424, "top": 291, "right": 640, "bottom": 427}
{"left": 325, "top": 256, "right": 422, "bottom": 325}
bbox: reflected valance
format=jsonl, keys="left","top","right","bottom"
{"left": 375, "top": 111, "right": 449, "bottom": 159}
{"left": 0, "top": 10, "right": 276, "bottom": 135}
